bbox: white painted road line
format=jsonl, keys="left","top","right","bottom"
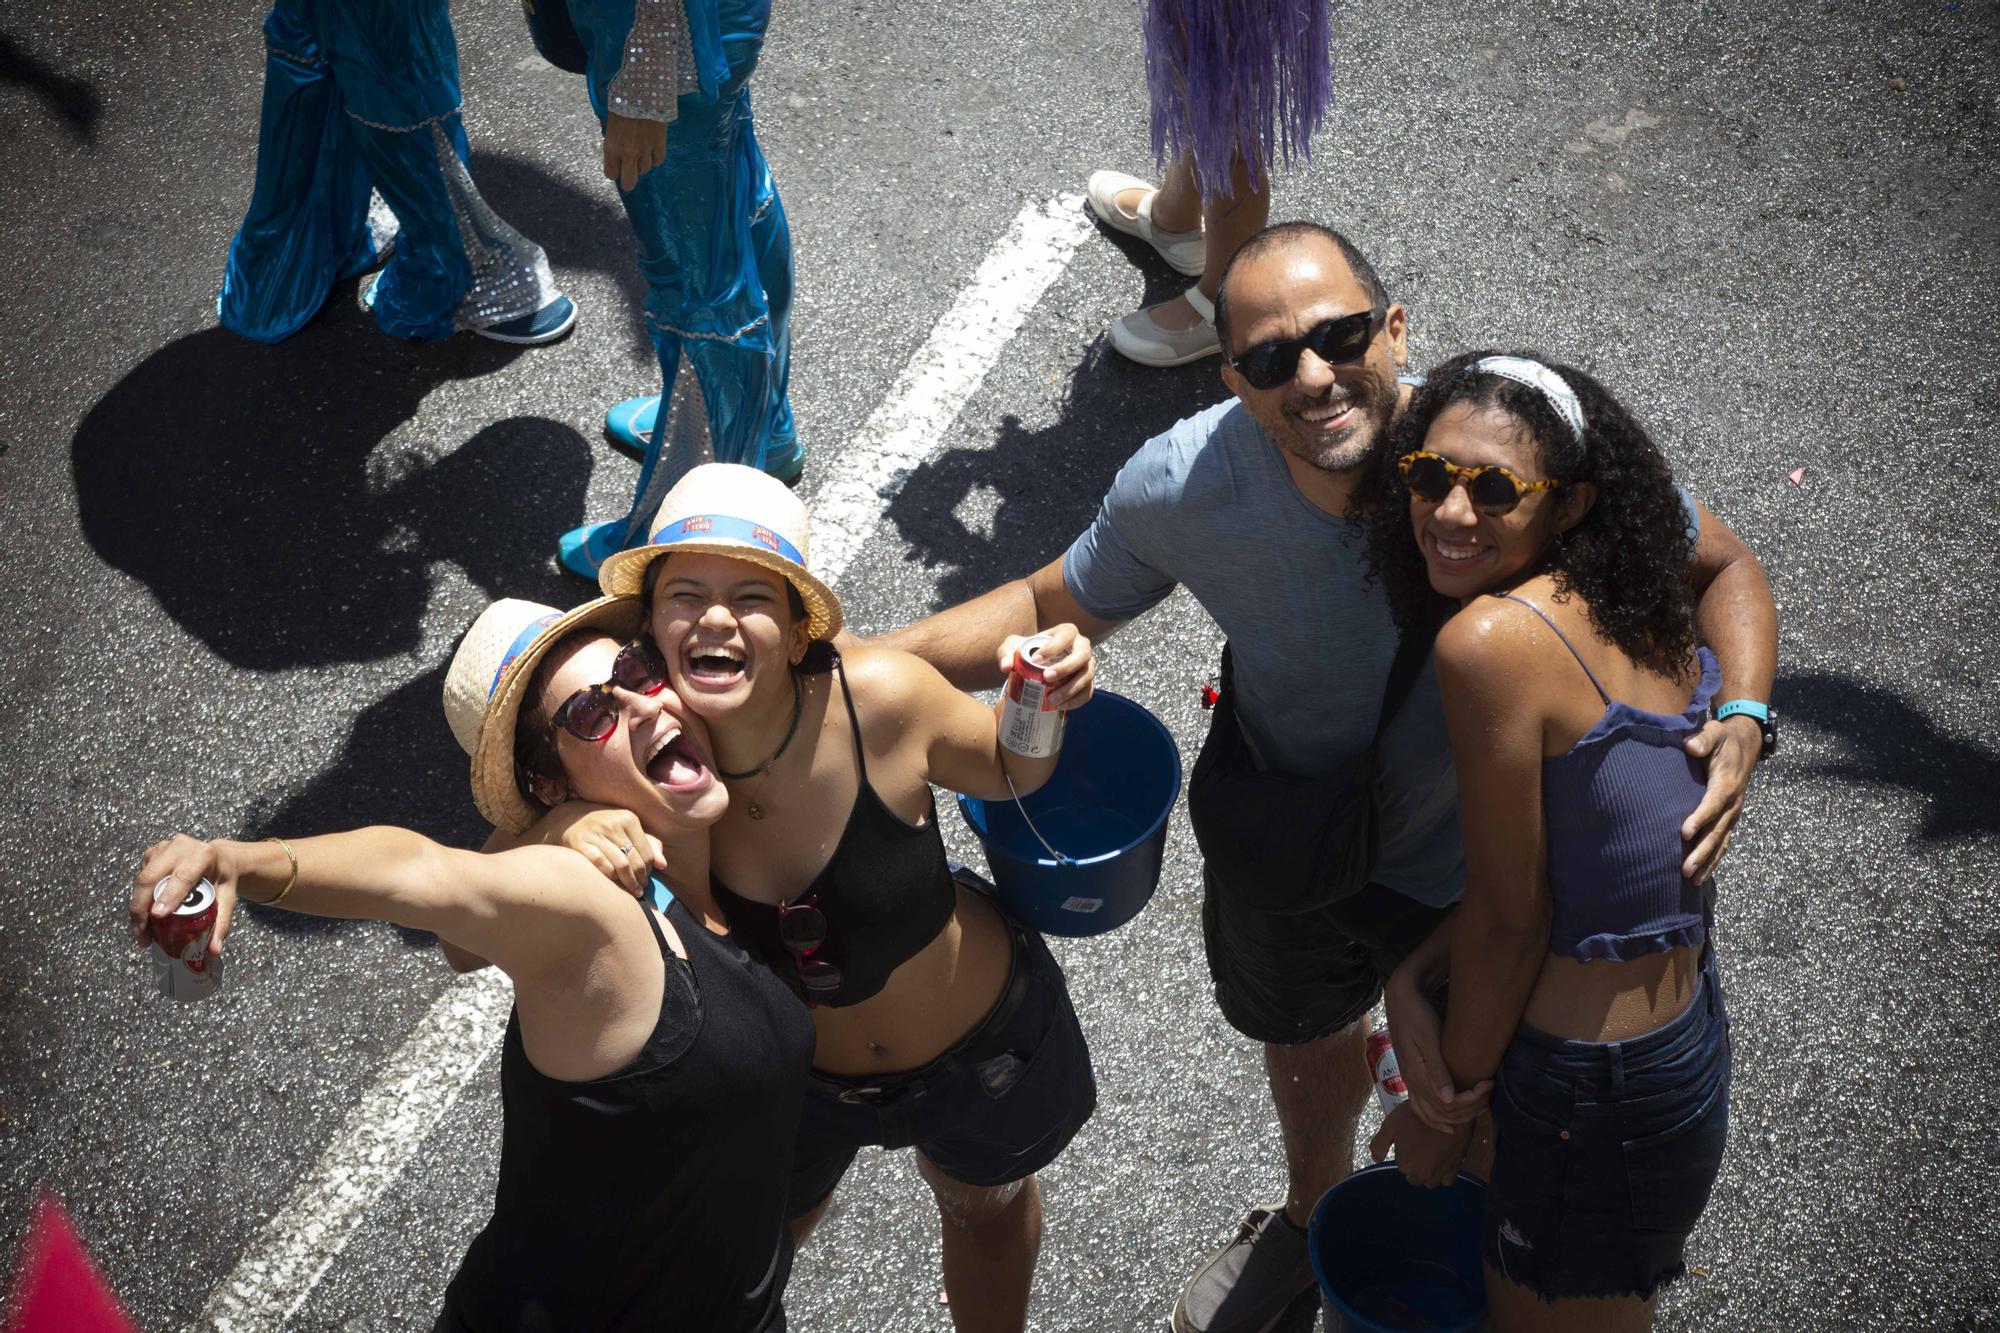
{"left": 191, "top": 193, "right": 1093, "bottom": 1331}
{"left": 810, "top": 193, "right": 1094, "bottom": 584}
{"left": 196, "top": 971, "right": 514, "bottom": 1332}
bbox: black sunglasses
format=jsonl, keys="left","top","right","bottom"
{"left": 776, "top": 893, "right": 842, "bottom": 1000}
{"left": 549, "top": 637, "right": 670, "bottom": 744}
{"left": 1229, "top": 307, "right": 1385, "bottom": 390}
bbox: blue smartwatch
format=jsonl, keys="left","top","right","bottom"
{"left": 1713, "top": 698, "right": 1777, "bottom": 758}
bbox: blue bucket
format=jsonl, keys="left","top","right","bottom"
{"left": 956, "top": 691, "right": 1180, "bottom": 936}
{"left": 1308, "top": 1163, "right": 1488, "bottom": 1332}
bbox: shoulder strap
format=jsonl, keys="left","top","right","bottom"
{"left": 637, "top": 883, "right": 674, "bottom": 955}
{"left": 1374, "top": 601, "right": 1449, "bottom": 740}
{"left": 1498, "top": 594, "right": 1609, "bottom": 704}
{"left": 830, "top": 649, "right": 870, "bottom": 782}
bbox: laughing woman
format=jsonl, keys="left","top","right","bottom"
{"left": 131, "top": 595, "right": 812, "bottom": 1331}
{"left": 1358, "top": 354, "right": 1771, "bottom": 1332}
{"left": 504, "top": 464, "right": 1099, "bottom": 1332}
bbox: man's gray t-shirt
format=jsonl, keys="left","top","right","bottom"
{"left": 1064, "top": 399, "right": 1464, "bottom": 907}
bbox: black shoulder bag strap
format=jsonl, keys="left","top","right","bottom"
{"left": 1372, "top": 602, "right": 1449, "bottom": 744}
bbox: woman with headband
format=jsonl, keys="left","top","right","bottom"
{"left": 131, "top": 594, "right": 812, "bottom": 1330}
{"left": 496, "top": 464, "right": 1101, "bottom": 1332}
{"left": 1356, "top": 353, "right": 1767, "bottom": 1330}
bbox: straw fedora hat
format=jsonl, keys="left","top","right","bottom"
{"left": 443, "top": 594, "right": 647, "bottom": 832}
{"left": 596, "top": 462, "right": 842, "bottom": 641}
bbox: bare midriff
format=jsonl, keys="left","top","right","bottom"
{"left": 1520, "top": 942, "right": 1703, "bottom": 1043}
{"left": 807, "top": 884, "right": 1015, "bottom": 1077}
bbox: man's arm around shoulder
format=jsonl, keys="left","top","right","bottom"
{"left": 1681, "top": 498, "right": 1780, "bottom": 882}
{"left": 864, "top": 554, "right": 1123, "bottom": 698}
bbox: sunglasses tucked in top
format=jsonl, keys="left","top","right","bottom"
{"left": 776, "top": 892, "right": 842, "bottom": 1001}
{"left": 551, "top": 637, "right": 671, "bottom": 743}
{"left": 1228, "top": 307, "right": 1385, "bottom": 391}
{"left": 1398, "top": 450, "right": 1562, "bottom": 516}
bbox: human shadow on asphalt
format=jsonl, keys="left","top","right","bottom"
{"left": 0, "top": 32, "right": 103, "bottom": 141}
{"left": 1775, "top": 669, "right": 2000, "bottom": 844}
{"left": 885, "top": 336, "right": 1224, "bottom": 609}
{"left": 242, "top": 663, "right": 489, "bottom": 944}
{"left": 71, "top": 312, "right": 586, "bottom": 670}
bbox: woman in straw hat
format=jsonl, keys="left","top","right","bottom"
{"left": 492, "top": 463, "right": 1098, "bottom": 1330}
{"left": 131, "top": 593, "right": 813, "bottom": 1332}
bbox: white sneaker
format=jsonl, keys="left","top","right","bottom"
{"left": 1086, "top": 170, "right": 1206, "bottom": 276}
{"left": 1108, "top": 287, "right": 1220, "bottom": 368}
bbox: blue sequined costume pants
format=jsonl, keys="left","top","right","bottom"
{"left": 221, "top": 0, "right": 555, "bottom": 343}
{"left": 567, "top": 0, "right": 795, "bottom": 542}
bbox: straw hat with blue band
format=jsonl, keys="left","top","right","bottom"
{"left": 443, "top": 594, "right": 647, "bottom": 833}
{"left": 596, "top": 462, "right": 843, "bottom": 642}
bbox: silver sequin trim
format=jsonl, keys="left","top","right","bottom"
{"left": 265, "top": 41, "right": 321, "bottom": 67}
{"left": 606, "top": 0, "right": 694, "bottom": 124}
{"left": 430, "top": 124, "right": 561, "bottom": 330}
{"left": 623, "top": 365, "right": 715, "bottom": 545}
{"left": 347, "top": 104, "right": 462, "bottom": 134}
{"left": 643, "top": 310, "right": 769, "bottom": 345}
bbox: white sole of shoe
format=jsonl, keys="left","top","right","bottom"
{"left": 1086, "top": 172, "right": 1206, "bottom": 277}
{"left": 1108, "top": 332, "right": 1221, "bottom": 369}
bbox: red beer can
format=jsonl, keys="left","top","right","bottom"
{"left": 149, "top": 877, "right": 222, "bottom": 1003}
{"left": 1366, "top": 1026, "right": 1408, "bottom": 1115}
{"left": 998, "top": 633, "right": 1065, "bottom": 759}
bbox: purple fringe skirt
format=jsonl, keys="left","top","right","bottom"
{"left": 1142, "top": 0, "right": 1333, "bottom": 203}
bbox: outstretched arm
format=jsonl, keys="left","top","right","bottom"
{"left": 132, "top": 830, "right": 617, "bottom": 985}
{"left": 1681, "top": 501, "right": 1779, "bottom": 881}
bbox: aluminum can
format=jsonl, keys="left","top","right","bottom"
{"left": 1366, "top": 1026, "right": 1408, "bottom": 1115}
{"left": 998, "top": 633, "right": 1065, "bottom": 759}
{"left": 149, "top": 877, "right": 222, "bottom": 1003}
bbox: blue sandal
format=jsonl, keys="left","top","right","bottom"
{"left": 602, "top": 395, "right": 805, "bottom": 486}
{"left": 556, "top": 520, "right": 625, "bottom": 581}
{"left": 602, "top": 395, "right": 660, "bottom": 461}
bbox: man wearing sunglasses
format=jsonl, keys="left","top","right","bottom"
{"left": 869, "top": 221, "right": 1777, "bottom": 1333}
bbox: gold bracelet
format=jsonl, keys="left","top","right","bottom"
{"left": 257, "top": 836, "right": 299, "bottom": 907}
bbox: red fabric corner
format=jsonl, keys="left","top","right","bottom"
{"left": 6, "top": 1189, "right": 139, "bottom": 1333}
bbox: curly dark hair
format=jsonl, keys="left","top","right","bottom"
{"left": 1351, "top": 350, "right": 1697, "bottom": 678}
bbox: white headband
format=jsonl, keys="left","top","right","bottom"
{"left": 1471, "top": 356, "right": 1586, "bottom": 443}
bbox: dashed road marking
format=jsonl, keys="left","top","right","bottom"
{"left": 192, "top": 193, "right": 1094, "bottom": 1331}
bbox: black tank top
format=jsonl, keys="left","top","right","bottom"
{"left": 437, "top": 891, "right": 815, "bottom": 1332}
{"left": 713, "top": 651, "right": 958, "bottom": 1007}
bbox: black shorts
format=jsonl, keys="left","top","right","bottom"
{"left": 787, "top": 922, "right": 1096, "bottom": 1217}
{"left": 1201, "top": 869, "right": 1452, "bottom": 1045}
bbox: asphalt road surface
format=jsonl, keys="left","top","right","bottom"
{"left": 3, "top": 1, "right": 1997, "bottom": 1330}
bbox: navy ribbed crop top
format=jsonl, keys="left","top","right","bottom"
{"left": 1503, "top": 596, "right": 1718, "bottom": 962}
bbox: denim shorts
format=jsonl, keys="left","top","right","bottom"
{"left": 786, "top": 922, "right": 1096, "bottom": 1216}
{"left": 1483, "top": 952, "right": 1732, "bottom": 1301}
